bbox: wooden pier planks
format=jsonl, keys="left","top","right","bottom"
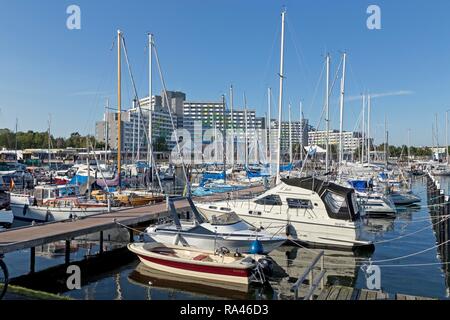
{"left": 315, "top": 286, "right": 433, "bottom": 300}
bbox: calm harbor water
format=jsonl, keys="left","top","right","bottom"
{"left": 3, "top": 176, "right": 449, "bottom": 299}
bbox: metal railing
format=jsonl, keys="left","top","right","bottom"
{"left": 291, "top": 250, "right": 326, "bottom": 300}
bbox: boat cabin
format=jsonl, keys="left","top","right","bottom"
{"left": 33, "top": 184, "right": 80, "bottom": 205}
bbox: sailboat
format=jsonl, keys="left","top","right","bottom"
{"left": 196, "top": 10, "right": 372, "bottom": 250}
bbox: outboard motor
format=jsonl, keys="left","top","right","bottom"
{"left": 257, "top": 257, "right": 274, "bottom": 278}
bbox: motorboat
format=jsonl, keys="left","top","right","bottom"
{"left": 388, "top": 191, "right": 421, "bottom": 206}
{"left": 431, "top": 165, "right": 450, "bottom": 176}
{"left": 145, "top": 197, "right": 286, "bottom": 254}
{"left": 357, "top": 193, "right": 397, "bottom": 218}
{"left": 127, "top": 242, "right": 272, "bottom": 286}
{"left": 196, "top": 177, "right": 373, "bottom": 250}
{"left": 346, "top": 179, "right": 397, "bottom": 218}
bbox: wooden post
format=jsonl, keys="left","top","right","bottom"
{"left": 65, "top": 240, "right": 71, "bottom": 265}
{"left": 99, "top": 231, "right": 104, "bottom": 254}
{"left": 30, "top": 247, "right": 35, "bottom": 274}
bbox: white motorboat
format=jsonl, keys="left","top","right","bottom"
{"left": 196, "top": 177, "right": 373, "bottom": 250}
{"left": 127, "top": 242, "right": 272, "bottom": 286}
{"left": 357, "top": 192, "right": 397, "bottom": 218}
{"left": 346, "top": 179, "right": 397, "bottom": 218}
{"left": 145, "top": 197, "right": 286, "bottom": 254}
{"left": 431, "top": 165, "right": 450, "bottom": 176}
{"left": 389, "top": 191, "right": 421, "bottom": 206}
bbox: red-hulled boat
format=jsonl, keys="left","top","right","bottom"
{"left": 127, "top": 242, "right": 269, "bottom": 286}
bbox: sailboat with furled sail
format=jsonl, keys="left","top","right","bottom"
{"left": 195, "top": 9, "right": 373, "bottom": 250}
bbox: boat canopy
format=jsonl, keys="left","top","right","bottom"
{"left": 199, "top": 171, "right": 226, "bottom": 187}
{"left": 347, "top": 180, "right": 369, "bottom": 192}
{"left": 282, "top": 177, "right": 359, "bottom": 221}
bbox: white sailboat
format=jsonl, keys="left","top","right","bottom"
{"left": 196, "top": 10, "right": 372, "bottom": 250}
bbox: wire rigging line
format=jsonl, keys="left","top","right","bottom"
{"left": 152, "top": 40, "right": 191, "bottom": 196}
{"left": 120, "top": 35, "right": 163, "bottom": 193}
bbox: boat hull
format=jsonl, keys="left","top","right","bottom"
{"left": 199, "top": 206, "right": 370, "bottom": 250}
{"left": 10, "top": 203, "right": 111, "bottom": 222}
{"left": 128, "top": 243, "right": 254, "bottom": 286}
{"left": 145, "top": 231, "right": 285, "bottom": 254}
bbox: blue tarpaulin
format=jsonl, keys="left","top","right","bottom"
{"left": 280, "top": 163, "right": 294, "bottom": 172}
{"left": 69, "top": 175, "right": 88, "bottom": 186}
{"left": 199, "top": 171, "right": 226, "bottom": 187}
{"left": 348, "top": 180, "right": 369, "bottom": 192}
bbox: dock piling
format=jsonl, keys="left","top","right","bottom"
{"left": 99, "top": 231, "right": 104, "bottom": 254}
{"left": 30, "top": 247, "right": 35, "bottom": 274}
{"left": 65, "top": 240, "right": 71, "bottom": 265}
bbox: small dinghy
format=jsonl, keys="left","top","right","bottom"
{"left": 127, "top": 242, "right": 273, "bottom": 286}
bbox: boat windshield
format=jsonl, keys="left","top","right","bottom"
{"left": 208, "top": 212, "right": 241, "bottom": 225}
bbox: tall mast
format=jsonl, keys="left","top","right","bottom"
{"left": 367, "top": 94, "right": 371, "bottom": 164}
{"left": 86, "top": 136, "right": 91, "bottom": 199}
{"left": 117, "top": 30, "right": 122, "bottom": 187}
{"left": 105, "top": 98, "right": 109, "bottom": 163}
{"left": 48, "top": 114, "right": 51, "bottom": 168}
{"left": 325, "top": 54, "right": 330, "bottom": 172}
{"left": 148, "top": 33, "right": 153, "bottom": 168}
{"left": 361, "top": 94, "right": 365, "bottom": 164}
{"left": 137, "top": 100, "right": 141, "bottom": 161}
{"left": 229, "top": 85, "right": 234, "bottom": 169}
{"left": 288, "top": 103, "right": 292, "bottom": 164}
{"left": 299, "top": 100, "right": 303, "bottom": 161}
{"left": 244, "top": 93, "right": 248, "bottom": 169}
{"left": 275, "top": 9, "right": 286, "bottom": 185}
{"left": 338, "top": 52, "right": 347, "bottom": 167}
{"left": 132, "top": 116, "right": 136, "bottom": 162}
{"left": 15, "top": 118, "right": 18, "bottom": 161}
{"left": 384, "top": 114, "right": 388, "bottom": 166}
{"left": 436, "top": 113, "right": 440, "bottom": 155}
{"left": 447, "top": 111, "right": 449, "bottom": 163}
{"left": 408, "top": 128, "right": 411, "bottom": 166}
{"left": 267, "top": 87, "right": 271, "bottom": 163}
{"left": 222, "top": 94, "right": 226, "bottom": 183}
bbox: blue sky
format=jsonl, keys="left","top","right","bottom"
{"left": 1, "top": 0, "right": 450, "bottom": 146}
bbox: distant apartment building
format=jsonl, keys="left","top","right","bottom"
{"left": 95, "top": 100, "right": 176, "bottom": 155}
{"left": 96, "top": 90, "right": 271, "bottom": 162}
{"left": 308, "top": 130, "right": 363, "bottom": 154}
{"left": 270, "top": 119, "right": 309, "bottom": 155}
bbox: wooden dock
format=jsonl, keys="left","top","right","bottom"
{"left": 316, "top": 286, "right": 434, "bottom": 300}
{"left": 0, "top": 185, "right": 265, "bottom": 256}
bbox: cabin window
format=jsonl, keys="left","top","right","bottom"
{"left": 323, "top": 191, "right": 347, "bottom": 214}
{"left": 255, "top": 194, "right": 282, "bottom": 206}
{"left": 209, "top": 212, "right": 240, "bottom": 225}
{"left": 287, "top": 198, "right": 313, "bottom": 209}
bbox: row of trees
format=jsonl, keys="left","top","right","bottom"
{"left": 353, "top": 144, "right": 434, "bottom": 159}
{"left": 0, "top": 129, "right": 104, "bottom": 150}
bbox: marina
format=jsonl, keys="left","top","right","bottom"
{"left": 1, "top": 0, "right": 450, "bottom": 307}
